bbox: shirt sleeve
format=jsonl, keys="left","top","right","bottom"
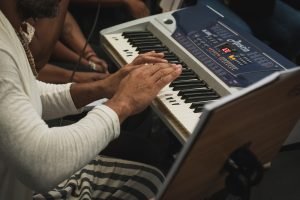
{"left": 0, "top": 75, "right": 120, "bottom": 193}
{"left": 37, "top": 80, "right": 82, "bottom": 120}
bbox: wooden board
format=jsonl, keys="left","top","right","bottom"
{"left": 157, "top": 67, "right": 300, "bottom": 200}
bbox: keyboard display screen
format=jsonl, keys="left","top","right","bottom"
{"left": 171, "top": 3, "right": 295, "bottom": 87}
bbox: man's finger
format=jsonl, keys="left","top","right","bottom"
{"left": 150, "top": 64, "right": 177, "bottom": 82}
{"left": 99, "top": 60, "right": 108, "bottom": 68}
{"left": 156, "top": 65, "right": 182, "bottom": 87}
{"left": 142, "top": 55, "right": 168, "bottom": 64}
{"left": 142, "top": 51, "right": 164, "bottom": 58}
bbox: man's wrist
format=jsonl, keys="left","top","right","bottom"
{"left": 84, "top": 51, "right": 97, "bottom": 60}
{"left": 123, "top": 0, "right": 133, "bottom": 7}
{"left": 92, "top": 79, "right": 113, "bottom": 99}
{"left": 105, "top": 98, "right": 132, "bottom": 123}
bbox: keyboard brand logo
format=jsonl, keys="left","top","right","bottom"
{"left": 227, "top": 39, "right": 250, "bottom": 53}
{"left": 288, "top": 84, "right": 300, "bottom": 97}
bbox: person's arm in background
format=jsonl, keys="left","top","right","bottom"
{"left": 57, "top": 11, "right": 108, "bottom": 72}
{"left": 38, "top": 64, "right": 109, "bottom": 84}
{"left": 29, "top": 0, "right": 70, "bottom": 71}
{"left": 34, "top": 39, "right": 109, "bottom": 83}
{"left": 50, "top": 41, "right": 101, "bottom": 72}
{"left": 70, "top": 0, "right": 150, "bottom": 18}
{"left": 51, "top": 41, "right": 88, "bottom": 68}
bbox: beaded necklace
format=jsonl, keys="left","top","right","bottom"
{"left": 15, "top": 23, "right": 38, "bottom": 77}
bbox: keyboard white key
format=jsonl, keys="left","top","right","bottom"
{"left": 100, "top": 7, "right": 294, "bottom": 143}
{"left": 104, "top": 34, "right": 138, "bottom": 64}
{"left": 104, "top": 32, "right": 219, "bottom": 139}
{"left": 157, "top": 84, "right": 202, "bottom": 134}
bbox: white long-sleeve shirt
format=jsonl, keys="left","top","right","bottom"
{"left": 0, "top": 11, "right": 120, "bottom": 200}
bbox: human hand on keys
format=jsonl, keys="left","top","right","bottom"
{"left": 105, "top": 62, "right": 182, "bottom": 122}
{"left": 99, "top": 51, "right": 169, "bottom": 98}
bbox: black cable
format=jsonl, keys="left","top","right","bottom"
{"left": 59, "top": 0, "right": 101, "bottom": 126}
{"left": 69, "top": 0, "right": 101, "bottom": 82}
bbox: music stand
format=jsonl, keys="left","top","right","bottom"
{"left": 156, "top": 67, "right": 300, "bottom": 200}
{"left": 160, "top": 0, "right": 185, "bottom": 12}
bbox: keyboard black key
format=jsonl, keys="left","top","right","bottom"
{"left": 127, "top": 38, "right": 158, "bottom": 43}
{"left": 175, "top": 75, "right": 199, "bottom": 81}
{"left": 172, "top": 83, "right": 207, "bottom": 91}
{"left": 181, "top": 91, "right": 218, "bottom": 99}
{"left": 130, "top": 41, "right": 162, "bottom": 46}
{"left": 194, "top": 106, "right": 204, "bottom": 113}
{"left": 123, "top": 31, "right": 153, "bottom": 38}
{"left": 138, "top": 47, "right": 169, "bottom": 53}
{"left": 181, "top": 72, "right": 197, "bottom": 76}
{"left": 136, "top": 44, "right": 165, "bottom": 49}
{"left": 178, "top": 88, "right": 213, "bottom": 96}
{"left": 181, "top": 68, "right": 195, "bottom": 74}
{"left": 171, "top": 79, "right": 204, "bottom": 86}
{"left": 190, "top": 101, "right": 210, "bottom": 109}
{"left": 185, "top": 95, "right": 220, "bottom": 103}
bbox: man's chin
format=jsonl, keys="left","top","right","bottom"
{"left": 18, "top": 0, "right": 60, "bottom": 19}
{"left": 23, "top": 10, "right": 58, "bottom": 19}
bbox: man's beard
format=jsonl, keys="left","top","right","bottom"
{"left": 17, "top": 0, "right": 59, "bottom": 19}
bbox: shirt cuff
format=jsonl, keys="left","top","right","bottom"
{"left": 94, "top": 104, "right": 121, "bottom": 139}
{"left": 66, "top": 83, "right": 84, "bottom": 114}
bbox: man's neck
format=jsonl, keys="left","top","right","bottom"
{"left": 0, "top": 1, "right": 23, "bottom": 30}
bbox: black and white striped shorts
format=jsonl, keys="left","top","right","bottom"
{"left": 33, "top": 155, "right": 165, "bottom": 200}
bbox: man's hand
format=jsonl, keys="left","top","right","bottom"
{"left": 73, "top": 71, "right": 109, "bottom": 83}
{"left": 105, "top": 63, "right": 182, "bottom": 122}
{"left": 70, "top": 52, "right": 181, "bottom": 109}
{"left": 99, "top": 52, "right": 169, "bottom": 98}
{"left": 125, "top": 0, "right": 150, "bottom": 18}
{"left": 128, "top": 51, "right": 168, "bottom": 66}
{"left": 87, "top": 55, "right": 109, "bottom": 73}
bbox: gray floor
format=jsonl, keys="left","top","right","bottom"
{"left": 251, "top": 149, "right": 300, "bottom": 200}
